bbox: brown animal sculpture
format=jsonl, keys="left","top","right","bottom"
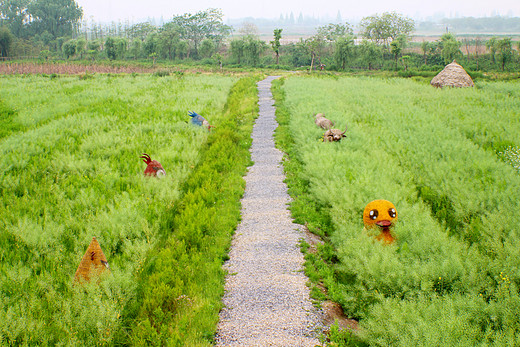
{"left": 323, "top": 126, "right": 347, "bottom": 142}
{"left": 363, "top": 199, "right": 398, "bottom": 244}
{"left": 141, "top": 153, "right": 166, "bottom": 177}
{"left": 74, "top": 237, "right": 110, "bottom": 283}
{"left": 314, "top": 113, "right": 334, "bottom": 130}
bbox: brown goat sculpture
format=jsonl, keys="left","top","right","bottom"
{"left": 314, "top": 113, "right": 334, "bottom": 130}
{"left": 323, "top": 126, "right": 347, "bottom": 142}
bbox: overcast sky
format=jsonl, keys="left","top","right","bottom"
{"left": 75, "top": 0, "right": 519, "bottom": 23}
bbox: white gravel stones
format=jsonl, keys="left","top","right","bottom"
{"left": 215, "top": 76, "right": 323, "bottom": 346}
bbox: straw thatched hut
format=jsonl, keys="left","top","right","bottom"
{"left": 74, "top": 237, "right": 110, "bottom": 283}
{"left": 430, "top": 60, "right": 474, "bottom": 88}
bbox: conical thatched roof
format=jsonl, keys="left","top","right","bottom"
{"left": 430, "top": 60, "right": 474, "bottom": 88}
{"left": 74, "top": 237, "right": 110, "bottom": 283}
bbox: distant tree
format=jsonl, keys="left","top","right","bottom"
{"left": 485, "top": 36, "right": 499, "bottom": 65}
{"left": 75, "top": 37, "right": 85, "bottom": 58}
{"left": 359, "top": 12, "right": 414, "bottom": 49}
{"left": 104, "top": 37, "right": 116, "bottom": 60}
{"left": 114, "top": 37, "right": 126, "bottom": 58}
{"left": 439, "top": 33, "right": 461, "bottom": 64}
{"left": 176, "top": 40, "right": 188, "bottom": 59}
{"left": 390, "top": 34, "right": 407, "bottom": 69}
{"left": 170, "top": 8, "right": 231, "bottom": 59}
{"left": 158, "top": 22, "right": 181, "bottom": 59}
{"left": 87, "top": 39, "right": 100, "bottom": 60}
{"left": 401, "top": 55, "right": 410, "bottom": 70}
{"left": 360, "top": 39, "right": 382, "bottom": 70}
{"left": 199, "top": 38, "right": 214, "bottom": 58}
{"left": 0, "top": 26, "right": 14, "bottom": 57}
{"left": 334, "top": 35, "right": 354, "bottom": 70}
{"left": 238, "top": 22, "right": 258, "bottom": 37}
{"left": 497, "top": 37, "right": 513, "bottom": 71}
{"left": 301, "top": 32, "right": 326, "bottom": 71}
{"left": 27, "top": 0, "right": 83, "bottom": 39}
{"left": 270, "top": 28, "right": 282, "bottom": 64}
{"left": 230, "top": 39, "right": 245, "bottom": 64}
{"left": 0, "top": 0, "right": 29, "bottom": 37}
{"left": 128, "top": 22, "right": 157, "bottom": 42}
{"left": 62, "top": 39, "right": 75, "bottom": 58}
{"left": 243, "top": 36, "right": 267, "bottom": 66}
{"left": 317, "top": 23, "right": 353, "bottom": 42}
{"left": 421, "top": 40, "right": 431, "bottom": 65}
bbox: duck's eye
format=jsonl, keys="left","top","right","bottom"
{"left": 388, "top": 208, "right": 396, "bottom": 218}
{"left": 369, "top": 209, "right": 378, "bottom": 220}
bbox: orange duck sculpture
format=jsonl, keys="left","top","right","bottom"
{"left": 363, "top": 199, "right": 398, "bottom": 244}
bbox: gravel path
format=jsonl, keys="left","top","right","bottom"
{"left": 215, "top": 76, "right": 323, "bottom": 346}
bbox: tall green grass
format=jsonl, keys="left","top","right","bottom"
{"left": 0, "top": 73, "right": 239, "bottom": 344}
{"left": 121, "top": 75, "right": 261, "bottom": 345}
{"left": 274, "top": 75, "right": 520, "bottom": 345}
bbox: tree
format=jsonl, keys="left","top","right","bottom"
{"left": 127, "top": 22, "right": 156, "bottom": 42}
{"left": 158, "top": 22, "right": 181, "bottom": 59}
{"left": 62, "top": 39, "right": 75, "bottom": 58}
{"left": 439, "top": 33, "right": 461, "bottom": 64}
{"left": 75, "top": 37, "right": 85, "bottom": 58}
{"left": 334, "top": 36, "right": 354, "bottom": 70}
{"left": 230, "top": 39, "right": 245, "bottom": 64}
{"left": 359, "top": 12, "right": 414, "bottom": 49}
{"left": 270, "top": 28, "right": 282, "bottom": 64}
{"left": 27, "top": 0, "right": 83, "bottom": 39}
{"left": 104, "top": 37, "right": 116, "bottom": 60}
{"left": 301, "top": 32, "right": 326, "bottom": 71}
{"left": 360, "top": 39, "right": 382, "bottom": 70}
{"left": 390, "top": 34, "right": 406, "bottom": 69}
{"left": 243, "top": 36, "right": 267, "bottom": 66}
{"left": 198, "top": 38, "right": 214, "bottom": 59}
{"left": 497, "top": 37, "right": 513, "bottom": 71}
{"left": 238, "top": 22, "right": 258, "bottom": 36}
{"left": 0, "top": 26, "right": 14, "bottom": 57}
{"left": 486, "top": 36, "right": 499, "bottom": 65}
{"left": 0, "top": 0, "right": 29, "bottom": 37}
{"left": 317, "top": 23, "right": 353, "bottom": 42}
{"left": 176, "top": 40, "right": 188, "bottom": 59}
{"left": 421, "top": 40, "right": 431, "bottom": 65}
{"left": 170, "top": 8, "right": 231, "bottom": 59}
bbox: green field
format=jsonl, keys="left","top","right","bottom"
{"left": 2, "top": 71, "right": 520, "bottom": 345}
{"left": 274, "top": 75, "right": 520, "bottom": 345}
{"left": 0, "top": 73, "right": 260, "bottom": 345}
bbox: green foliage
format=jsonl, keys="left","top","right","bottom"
{"left": 270, "top": 28, "right": 282, "bottom": 64}
{"left": 122, "top": 75, "right": 260, "bottom": 345}
{"left": 27, "top": 0, "right": 83, "bottom": 39}
{"left": 0, "top": 26, "right": 14, "bottom": 57}
{"left": 440, "top": 33, "right": 462, "bottom": 64}
{"left": 274, "top": 75, "right": 520, "bottom": 345}
{"left": 0, "top": 73, "right": 239, "bottom": 344}
{"left": 359, "top": 12, "right": 415, "bottom": 47}
{"left": 0, "top": 98, "right": 25, "bottom": 139}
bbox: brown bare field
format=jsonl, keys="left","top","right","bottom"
{"left": 0, "top": 62, "right": 158, "bottom": 75}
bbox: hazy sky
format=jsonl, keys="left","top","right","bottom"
{"left": 75, "top": 0, "right": 519, "bottom": 23}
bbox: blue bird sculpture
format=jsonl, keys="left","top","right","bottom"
{"left": 188, "top": 111, "right": 214, "bottom": 131}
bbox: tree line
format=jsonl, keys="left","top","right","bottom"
{"left": 1, "top": 2, "right": 519, "bottom": 73}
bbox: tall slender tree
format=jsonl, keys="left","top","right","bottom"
{"left": 270, "top": 28, "right": 282, "bottom": 64}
